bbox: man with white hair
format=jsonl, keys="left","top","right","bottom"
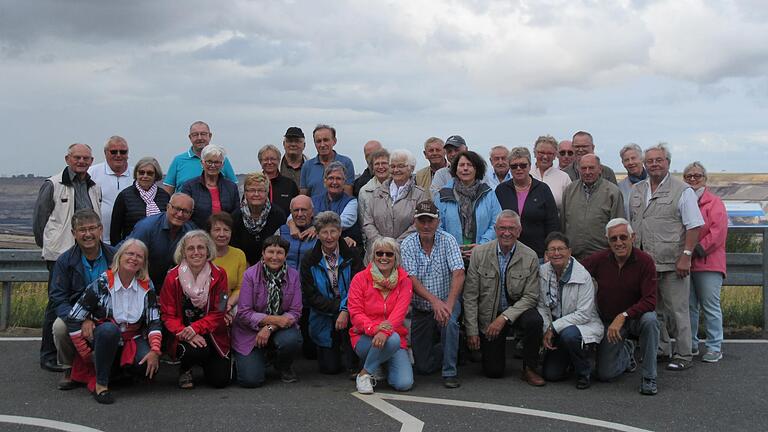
{"left": 629, "top": 143, "right": 703, "bottom": 371}
{"left": 483, "top": 146, "right": 512, "bottom": 190}
{"left": 88, "top": 135, "right": 133, "bottom": 244}
{"left": 617, "top": 143, "right": 647, "bottom": 216}
{"left": 582, "top": 218, "right": 660, "bottom": 395}
{"left": 163, "top": 121, "right": 237, "bottom": 194}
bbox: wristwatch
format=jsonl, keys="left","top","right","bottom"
{"left": 682, "top": 250, "right": 693, "bottom": 256}
{"left": 621, "top": 312, "right": 629, "bottom": 318}
{"left": 266, "top": 325, "right": 275, "bottom": 332}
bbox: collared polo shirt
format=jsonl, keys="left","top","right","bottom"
{"left": 80, "top": 248, "right": 108, "bottom": 286}
{"left": 299, "top": 151, "right": 355, "bottom": 197}
{"left": 163, "top": 147, "right": 237, "bottom": 189}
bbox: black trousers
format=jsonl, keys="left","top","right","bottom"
{"left": 480, "top": 308, "right": 543, "bottom": 378}
{"left": 316, "top": 326, "right": 357, "bottom": 374}
{"left": 177, "top": 337, "right": 231, "bottom": 388}
{"left": 40, "top": 260, "right": 58, "bottom": 363}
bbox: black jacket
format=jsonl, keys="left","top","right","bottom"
{"left": 299, "top": 238, "right": 363, "bottom": 314}
{"left": 270, "top": 175, "right": 299, "bottom": 216}
{"left": 495, "top": 176, "right": 560, "bottom": 257}
{"left": 110, "top": 184, "right": 171, "bottom": 245}
{"left": 49, "top": 241, "right": 117, "bottom": 319}
{"left": 230, "top": 205, "right": 287, "bottom": 266}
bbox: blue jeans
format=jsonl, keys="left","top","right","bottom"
{"left": 596, "top": 311, "right": 659, "bottom": 381}
{"left": 410, "top": 301, "right": 461, "bottom": 378}
{"left": 689, "top": 271, "right": 724, "bottom": 353}
{"left": 354, "top": 333, "right": 413, "bottom": 391}
{"left": 93, "top": 322, "right": 151, "bottom": 386}
{"left": 235, "top": 327, "right": 301, "bottom": 388}
{"left": 542, "top": 325, "right": 591, "bottom": 381}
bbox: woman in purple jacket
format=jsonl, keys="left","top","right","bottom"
{"left": 231, "top": 235, "right": 302, "bottom": 387}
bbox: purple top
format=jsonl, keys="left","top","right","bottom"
{"left": 516, "top": 190, "right": 529, "bottom": 216}
{"left": 231, "top": 262, "right": 303, "bottom": 356}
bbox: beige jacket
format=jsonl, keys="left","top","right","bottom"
{"left": 362, "top": 179, "right": 428, "bottom": 249}
{"left": 463, "top": 239, "right": 540, "bottom": 337}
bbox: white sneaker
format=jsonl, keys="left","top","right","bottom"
{"left": 356, "top": 373, "right": 375, "bottom": 394}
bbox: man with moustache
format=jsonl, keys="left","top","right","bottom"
{"left": 163, "top": 121, "right": 237, "bottom": 194}
{"left": 48, "top": 209, "right": 116, "bottom": 390}
{"left": 617, "top": 143, "right": 648, "bottom": 216}
{"left": 300, "top": 124, "right": 355, "bottom": 197}
{"left": 34, "top": 143, "right": 102, "bottom": 372}
{"left": 483, "top": 146, "right": 512, "bottom": 190}
{"left": 88, "top": 135, "right": 133, "bottom": 244}
{"left": 352, "top": 140, "right": 383, "bottom": 197}
{"left": 281, "top": 127, "right": 308, "bottom": 188}
{"left": 563, "top": 131, "right": 618, "bottom": 184}
{"left": 415, "top": 137, "right": 448, "bottom": 191}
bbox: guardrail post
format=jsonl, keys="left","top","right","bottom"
{"left": 763, "top": 228, "right": 768, "bottom": 339}
{"left": 0, "top": 281, "right": 11, "bottom": 331}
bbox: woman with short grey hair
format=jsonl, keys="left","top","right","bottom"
{"left": 179, "top": 144, "right": 240, "bottom": 229}
{"left": 110, "top": 157, "right": 171, "bottom": 244}
{"left": 363, "top": 149, "right": 428, "bottom": 251}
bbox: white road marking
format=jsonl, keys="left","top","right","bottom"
{"left": 0, "top": 415, "right": 104, "bottom": 432}
{"left": 358, "top": 392, "right": 654, "bottom": 432}
{"left": 0, "top": 337, "right": 42, "bottom": 341}
{"left": 353, "top": 393, "right": 424, "bottom": 432}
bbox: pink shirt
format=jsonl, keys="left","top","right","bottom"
{"left": 516, "top": 190, "right": 529, "bottom": 216}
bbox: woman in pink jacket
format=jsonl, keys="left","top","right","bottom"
{"left": 347, "top": 237, "right": 413, "bottom": 394}
{"left": 684, "top": 162, "right": 728, "bottom": 363}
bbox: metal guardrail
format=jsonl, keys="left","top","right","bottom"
{"left": 2, "top": 229, "right": 767, "bottom": 336}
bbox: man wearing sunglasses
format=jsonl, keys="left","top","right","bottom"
{"left": 562, "top": 131, "right": 618, "bottom": 185}
{"left": 581, "top": 218, "right": 659, "bottom": 395}
{"left": 88, "top": 136, "right": 133, "bottom": 244}
{"left": 557, "top": 140, "right": 575, "bottom": 170}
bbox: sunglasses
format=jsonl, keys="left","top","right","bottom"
{"left": 609, "top": 234, "right": 630, "bottom": 243}
{"left": 109, "top": 149, "right": 128, "bottom": 155}
{"left": 510, "top": 163, "right": 529, "bottom": 170}
{"left": 375, "top": 251, "right": 395, "bottom": 258}
{"left": 558, "top": 150, "right": 574, "bottom": 156}
{"left": 137, "top": 170, "right": 155, "bottom": 176}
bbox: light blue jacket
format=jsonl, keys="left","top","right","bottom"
{"left": 435, "top": 179, "right": 501, "bottom": 245}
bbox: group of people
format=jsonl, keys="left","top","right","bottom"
{"left": 33, "top": 122, "right": 728, "bottom": 404}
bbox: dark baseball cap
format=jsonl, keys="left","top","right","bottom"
{"left": 444, "top": 135, "right": 466, "bottom": 149}
{"left": 284, "top": 127, "right": 305, "bottom": 138}
{"left": 414, "top": 200, "right": 439, "bottom": 218}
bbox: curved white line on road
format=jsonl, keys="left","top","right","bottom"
{"left": 357, "top": 392, "right": 654, "bottom": 432}
{"left": 0, "top": 415, "right": 105, "bottom": 432}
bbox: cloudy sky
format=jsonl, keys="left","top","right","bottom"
{"left": 2, "top": 0, "right": 767, "bottom": 176}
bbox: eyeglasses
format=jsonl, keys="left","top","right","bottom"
{"left": 546, "top": 246, "right": 569, "bottom": 254}
{"left": 245, "top": 188, "right": 267, "bottom": 195}
{"left": 75, "top": 225, "right": 101, "bottom": 234}
{"left": 168, "top": 204, "right": 192, "bottom": 216}
{"left": 137, "top": 170, "right": 155, "bottom": 177}
{"left": 190, "top": 132, "right": 210, "bottom": 138}
{"left": 204, "top": 160, "right": 223, "bottom": 167}
{"left": 109, "top": 149, "right": 128, "bottom": 155}
{"left": 260, "top": 157, "right": 278, "bottom": 163}
{"left": 684, "top": 173, "right": 705, "bottom": 180}
{"left": 558, "top": 150, "right": 574, "bottom": 156}
{"left": 375, "top": 251, "right": 395, "bottom": 258}
{"left": 496, "top": 226, "right": 518, "bottom": 233}
{"left": 510, "top": 163, "right": 529, "bottom": 170}
{"left": 608, "top": 234, "right": 630, "bottom": 243}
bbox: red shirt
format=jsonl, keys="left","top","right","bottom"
{"left": 208, "top": 186, "right": 222, "bottom": 214}
{"left": 581, "top": 247, "right": 657, "bottom": 321}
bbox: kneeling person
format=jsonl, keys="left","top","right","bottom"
{"left": 464, "top": 210, "right": 545, "bottom": 385}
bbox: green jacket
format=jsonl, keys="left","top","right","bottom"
{"left": 463, "top": 239, "right": 540, "bottom": 337}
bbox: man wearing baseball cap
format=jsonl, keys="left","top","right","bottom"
{"left": 280, "top": 126, "right": 307, "bottom": 188}
{"left": 401, "top": 200, "right": 466, "bottom": 388}
{"left": 430, "top": 135, "right": 468, "bottom": 195}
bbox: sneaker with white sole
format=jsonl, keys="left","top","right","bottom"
{"left": 702, "top": 351, "right": 722, "bottom": 363}
{"left": 356, "top": 373, "right": 375, "bottom": 394}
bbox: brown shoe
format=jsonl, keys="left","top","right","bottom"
{"left": 521, "top": 367, "right": 545, "bottom": 386}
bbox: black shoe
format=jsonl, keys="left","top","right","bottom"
{"left": 41, "top": 359, "right": 66, "bottom": 372}
{"left": 57, "top": 370, "right": 80, "bottom": 391}
{"left": 93, "top": 390, "right": 115, "bottom": 405}
{"left": 280, "top": 367, "right": 298, "bottom": 384}
{"left": 443, "top": 376, "right": 461, "bottom": 389}
{"left": 576, "top": 376, "right": 591, "bottom": 390}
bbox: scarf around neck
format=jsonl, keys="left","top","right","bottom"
{"left": 263, "top": 262, "right": 287, "bottom": 316}
{"left": 179, "top": 261, "right": 212, "bottom": 310}
{"left": 241, "top": 196, "right": 272, "bottom": 236}
{"left": 628, "top": 168, "right": 648, "bottom": 184}
{"left": 454, "top": 179, "right": 482, "bottom": 243}
{"left": 136, "top": 181, "right": 161, "bottom": 216}
{"left": 371, "top": 263, "right": 398, "bottom": 293}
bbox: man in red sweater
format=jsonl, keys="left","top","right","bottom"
{"left": 581, "top": 218, "right": 660, "bottom": 396}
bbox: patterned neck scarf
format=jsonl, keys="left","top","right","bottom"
{"left": 136, "top": 181, "right": 161, "bottom": 217}
{"left": 241, "top": 196, "right": 272, "bottom": 236}
{"left": 454, "top": 179, "right": 482, "bottom": 242}
{"left": 371, "top": 264, "right": 398, "bottom": 292}
{"left": 325, "top": 251, "right": 339, "bottom": 296}
{"left": 178, "top": 260, "right": 211, "bottom": 309}
{"left": 263, "top": 262, "right": 286, "bottom": 316}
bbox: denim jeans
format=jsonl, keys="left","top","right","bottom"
{"left": 354, "top": 333, "right": 413, "bottom": 391}
{"left": 93, "top": 322, "right": 151, "bottom": 386}
{"left": 689, "top": 271, "right": 724, "bottom": 353}
{"left": 542, "top": 325, "right": 591, "bottom": 381}
{"left": 410, "top": 301, "right": 461, "bottom": 378}
{"left": 596, "top": 311, "right": 659, "bottom": 381}
{"left": 40, "top": 260, "right": 58, "bottom": 364}
{"left": 235, "top": 327, "right": 302, "bottom": 388}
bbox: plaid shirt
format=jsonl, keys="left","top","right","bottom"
{"left": 402, "top": 230, "right": 464, "bottom": 311}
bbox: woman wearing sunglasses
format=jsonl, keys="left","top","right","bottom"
{"left": 347, "top": 237, "right": 413, "bottom": 394}
{"left": 110, "top": 157, "right": 171, "bottom": 245}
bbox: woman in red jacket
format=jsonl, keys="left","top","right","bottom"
{"left": 161, "top": 230, "right": 231, "bottom": 389}
{"left": 348, "top": 237, "right": 413, "bottom": 394}
{"left": 684, "top": 162, "right": 728, "bottom": 363}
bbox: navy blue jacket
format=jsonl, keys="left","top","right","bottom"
{"left": 127, "top": 213, "right": 196, "bottom": 291}
{"left": 179, "top": 173, "right": 240, "bottom": 229}
{"left": 49, "top": 242, "right": 116, "bottom": 319}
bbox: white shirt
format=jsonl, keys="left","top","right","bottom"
{"left": 531, "top": 165, "right": 572, "bottom": 212}
{"left": 389, "top": 180, "right": 409, "bottom": 202}
{"left": 88, "top": 162, "right": 133, "bottom": 244}
{"left": 110, "top": 276, "right": 147, "bottom": 325}
{"left": 483, "top": 169, "right": 512, "bottom": 190}
{"left": 642, "top": 173, "right": 705, "bottom": 230}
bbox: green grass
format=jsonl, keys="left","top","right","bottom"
{"left": 1, "top": 282, "right": 764, "bottom": 333}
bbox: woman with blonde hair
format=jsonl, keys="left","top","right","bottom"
{"left": 231, "top": 172, "right": 288, "bottom": 264}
